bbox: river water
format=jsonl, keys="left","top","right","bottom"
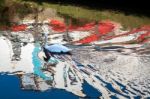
{"left": 0, "top": 19, "right": 150, "bottom": 99}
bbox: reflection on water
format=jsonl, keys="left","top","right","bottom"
{"left": 0, "top": 18, "right": 150, "bottom": 99}
{"left": 0, "top": 74, "right": 78, "bottom": 99}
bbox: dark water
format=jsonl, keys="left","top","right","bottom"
{"left": 0, "top": 74, "right": 103, "bottom": 99}
{"left": 82, "top": 80, "right": 102, "bottom": 98}
{"left": 0, "top": 74, "right": 78, "bottom": 99}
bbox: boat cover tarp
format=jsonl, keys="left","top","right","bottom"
{"left": 45, "top": 44, "right": 71, "bottom": 53}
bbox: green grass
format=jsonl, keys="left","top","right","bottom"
{"left": 42, "top": 3, "right": 150, "bottom": 29}
{"left": 2, "top": 0, "right": 150, "bottom": 29}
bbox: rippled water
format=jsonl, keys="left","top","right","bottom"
{"left": 0, "top": 20, "right": 150, "bottom": 98}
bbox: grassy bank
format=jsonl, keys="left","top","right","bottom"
{"left": 1, "top": 0, "right": 150, "bottom": 29}
{"left": 42, "top": 3, "right": 150, "bottom": 29}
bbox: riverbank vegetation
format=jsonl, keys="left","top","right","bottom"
{"left": 0, "top": 0, "right": 150, "bottom": 29}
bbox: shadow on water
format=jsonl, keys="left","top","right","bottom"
{"left": 95, "top": 75, "right": 130, "bottom": 99}
{"left": 112, "top": 79, "right": 138, "bottom": 96}
{"left": 112, "top": 79, "right": 129, "bottom": 94}
{"left": 101, "top": 46, "right": 125, "bottom": 50}
{"left": 0, "top": 74, "right": 78, "bottom": 99}
{"left": 82, "top": 80, "right": 102, "bottom": 98}
{"left": 110, "top": 95, "right": 119, "bottom": 99}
